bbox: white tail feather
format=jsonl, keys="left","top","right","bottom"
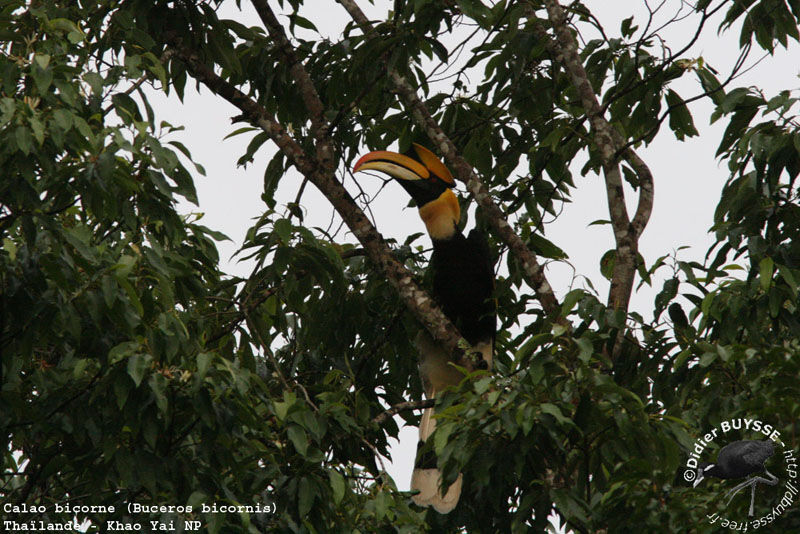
{"left": 410, "top": 466, "right": 462, "bottom": 514}
{"left": 410, "top": 404, "right": 462, "bottom": 514}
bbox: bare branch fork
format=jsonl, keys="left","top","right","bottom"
{"left": 536, "top": 1, "right": 655, "bottom": 320}
{"left": 163, "top": 25, "right": 474, "bottom": 367}
{"left": 336, "top": 0, "right": 563, "bottom": 321}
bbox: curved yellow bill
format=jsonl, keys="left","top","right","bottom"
{"left": 353, "top": 150, "right": 430, "bottom": 181}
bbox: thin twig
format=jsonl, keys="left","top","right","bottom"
{"left": 372, "top": 399, "right": 435, "bottom": 425}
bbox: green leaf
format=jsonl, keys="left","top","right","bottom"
{"left": 127, "top": 354, "right": 149, "bottom": 387}
{"left": 433, "top": 419, "right": 454, "bottom": 455}
{"left": 143, "top": 417, "right": 159, "bottom": 449}
{"left": 197, "top": 352, "right": 213, "bottom": 379}
{"left": 600, "top": 249, "right": 615, "bottom": 280}
{"left": 759, "top": 257, "right": 774, "bottom": 291}
{"left": 31, "top": 60, "right": 53, "bottom": 93}
{"left": 142, "top": 52, "right": 168, "bottom": 88}
{"left": 696, "top": 66, "right": 725, "bottom": 106}
{"left": 672, "top": 348, "right": 691, "bottom": 369}
{"left": 15, "top": 126, "right": 32, "bottom": 155}
{"left": 699, "top": 351, "right": 717, "bottom": 367}
{"left": 620, "top": 17, "right": 637, "bottom": 38}
{"left": 112, "top": 93, "right": 142, "bottom": 123}
{"left": 29, "top": 117, "right": 45, "bottom": 146}
{"left": 274, "top": 391, "right": 297, "bottom": 421}
{"left": 237, "top": 131, "right": 269, "bottom": 167}
{"left": 529, "top": 233, "right": 568, "bottom": 259}
{"left": 0, "top": 98, "right": 15, "bottom": 126}
{"left": 456, "top": 0, "right": 492, "bottom": 23}
{"left": 207, "top": 31, "right": 241, "bottom": 75}
{"left": 114, "top": 376, "right": 131, "bottom": 409}
{"left": 665, "top": 89, "right": 698, "bottom": 140}
{"left": 274, "top": 218, "right": 292, "bottom": 243}
{"left": 328, "top": 469, "right": 345, "bottom": 504}
{"left": 47, "top": 18, "right": 85, "bottom": 43}
{"left": 288, "top": 425, "right": 308, "bottom": 455}
{"left": 2, "top": 238, "right": 18, "bottom": 261}
{"left": 717, "top": 107, "right": 758, "bottom": 156}
{"left": 539, "top": 403, "right": 571, "bottom": 426}
{"left": 150, "top": 375, "right": 169, "bottom": 414}
{"left": 575, "top": 336, "right": 593, "bottom": 363}
{"left": 83, "top": 71, "right": 104, "bottom": 95}
{"left": 224, "top": 126, "right": 258, "bottom": 140}
{"left": 655, "top": 278, "right": 679, "bottom": 318}
{"left": 289, "top": 14, "right": 318, "bottom": 32}
{"left": 52, "top": 109, "right": 73, "bottom": 131}
{"left": 778, "top": 265, "right": 798, "bottom": 296}
{"left": 561, "top": 289, "right": 585, "bottom": 315}
{"left": 297, "top": 477, "right": 314, "bottom": 518}
{"left": 427, "top": 37, "right": 449, "bottom": 62}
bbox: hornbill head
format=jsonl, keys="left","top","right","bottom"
{"left": 353, "top": 143, "right": 460, "bottom": 240}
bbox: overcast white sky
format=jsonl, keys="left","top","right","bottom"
{"left": 146, "top": 1, "right": 799, "bottom": 526}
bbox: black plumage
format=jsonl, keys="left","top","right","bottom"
{"left": 430, "top": 228, "right": 495, "bottom": 354}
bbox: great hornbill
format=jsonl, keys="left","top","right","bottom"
{"left": 354, "top": 143, "right": 495, "bottom": 514}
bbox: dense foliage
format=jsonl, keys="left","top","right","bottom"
{"left": 2, "top": 1, "right": 800, "bottom": 532}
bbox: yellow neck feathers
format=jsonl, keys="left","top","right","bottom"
{"left": 418, "top": 189, "right": 460, "bottom": 240}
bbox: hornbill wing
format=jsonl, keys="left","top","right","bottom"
{"left": 466, "top": 228, "right": 496, "bottom": 358}
{"left": 428, "top": 229, "right": 495, "bottom": 367}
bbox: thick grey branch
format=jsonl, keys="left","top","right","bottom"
{"left": 541, "top": 0, "right": 655, "bottom": 313}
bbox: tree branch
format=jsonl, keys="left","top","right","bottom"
{"left": 539, "top": 0, "right": 655, "bottom": 314}
{"left": 372, "top": 399, "right": 435, "bottom": 426}
{"left": 337, "top": 0, "right": 563, "bottom": 321}
{"left": 250, "top": 0, "right": 334, "bottom": 171}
